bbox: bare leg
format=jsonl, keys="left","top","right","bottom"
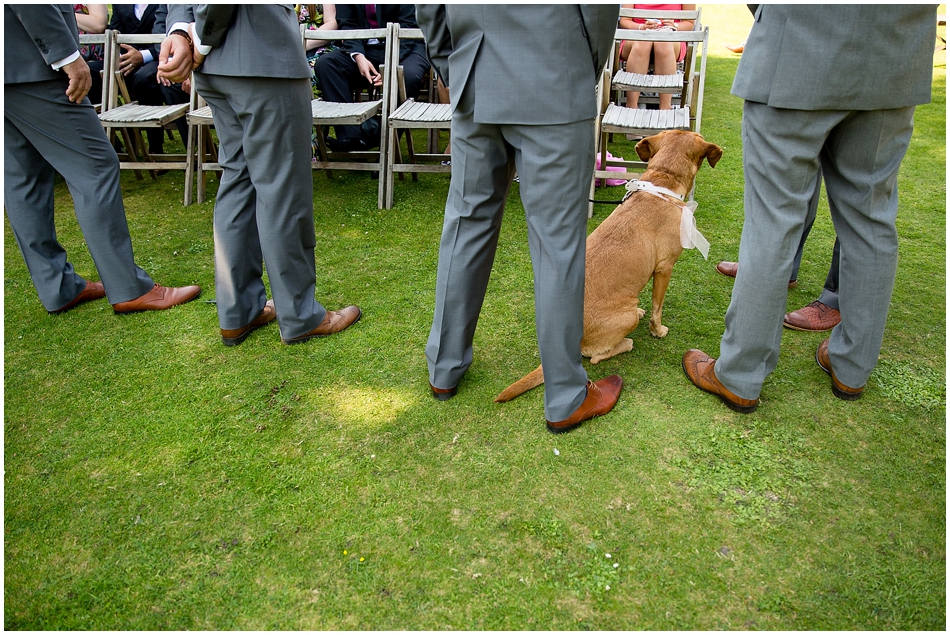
{"left": 624, "top": 41, "right": 653, "bottom": 109}
{"left": 652, "top": 42, "right": 677, "bottom": 110}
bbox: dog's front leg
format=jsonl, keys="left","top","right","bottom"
{"left": 649, "top": 261, "right": 676, "bottom": 338}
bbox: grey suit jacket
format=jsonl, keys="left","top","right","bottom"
{"left": 4, "top": 4, "right": 80, "bottom": 84}
{"left": 167, "top": 4, "right": 309, "bottom": 79}
{"left": 416, "top": 4, "right": 618, "bottom": 125}
{"left": 733, "top": 5, "right": 935, "bottom": 110}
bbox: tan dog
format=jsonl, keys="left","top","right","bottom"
{"left": 495, "top": 130, "right": 722, "bottom": 403}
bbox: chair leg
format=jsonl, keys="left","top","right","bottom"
{"left": 184, "top": 123, "right": 196, "bottom": 205}
{"left": 315, "top": 125, "right": 334, "bottom": 180}
{"left": 404, "top": 129, "right": 419, "bottom": 182}
{"left": 118, "top": 127, "right": 146, "bottom": 180}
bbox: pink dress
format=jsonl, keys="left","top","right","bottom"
{"left": 625, "top": 3, "right": 689, "bottom": 62}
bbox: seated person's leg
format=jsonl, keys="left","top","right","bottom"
{"left": 624, "top": 41, "right": 653, "bottom": 108}
{"left": 652, "top": 42, "right": 677, "bottom": 110}
{"left": 87, "top": 59, "right": 104, "bottom": 106}
{"left": 399, "top": 50, "right": 433, "bottom": 101}
{"left": 129, "top": 60, "right": 167, "bottom": 153}
{"left": 160, "top": 82, "right": 191, "bottom": 141}
{"left": 314, "top": 49, "right": 366, "bottom": 148}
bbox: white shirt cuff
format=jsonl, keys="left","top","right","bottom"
{"left": 141, "top": 49, "right": 154, "bottom": 64}
{"left": 191, "top": 26, "right": 212, "bottom": 56}
{"left": 51, "top": 50, "right": 80, "bottom": 70}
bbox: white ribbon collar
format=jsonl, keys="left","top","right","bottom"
{"left": 623, "top": 180, "right": 709, "bottom": 260}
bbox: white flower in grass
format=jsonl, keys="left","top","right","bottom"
{"left": 605, "top": 553, "right": 612, "bottom": 558}
{"left": 605, "top": 585, "right": 611, "bottom": 590}
{"left": 553, "top": 448, "right": 560, "bottom": 456}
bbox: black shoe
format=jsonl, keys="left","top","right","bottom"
{"left": 326, "top": 137, "right": 368, "bottom": 153}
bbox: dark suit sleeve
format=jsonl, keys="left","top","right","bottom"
{"left": 195, "top": 4, "right": 236, "bottom": 48}
{"left": 397, "top": 4, "right": 419, "bottom": 29}
{"left": 148, "top": 5, "right": 169, "bottom": 58}
{"left": 580, "top": 4, "right": 620, "bottom": 79}
{"left": 165, "top": 4, "right": 195, "bottom": 33}
{"left": 336, "top": 5, "right": 366, "bottom": 57}
{"left": 416, "top": 4, "right": 449, "bottom": 87}
{"left": 9, "top": 4, "right": 80, "bottom": 65}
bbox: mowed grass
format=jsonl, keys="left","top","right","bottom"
{"left": 4, "top": 6, "right": 945, "bottom": 629}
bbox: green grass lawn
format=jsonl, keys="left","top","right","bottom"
{"left": 4, "top": 6, "right": 946, "bottom": 629}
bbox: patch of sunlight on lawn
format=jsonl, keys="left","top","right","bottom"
{"left": 316, "top": 385, "right": 415, "bottom": 428}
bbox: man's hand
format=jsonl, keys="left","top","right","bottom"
{"left": 354, "top": 53, "right": 382, "bottom": 87}
{"left": 157, "top": 33, "right": 194, "bottom": 84}
{"left": 119, "top": 43, "right": 145, "bottom": 76}
{"left": 62, "top": 57, "right": 92, "bottom": 103}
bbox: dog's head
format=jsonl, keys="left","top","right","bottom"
{"left": 634, "top": 130, "right": 722, "bottom": 194}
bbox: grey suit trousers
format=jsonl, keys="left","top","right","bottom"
{"left": 193, "top": 73, "right": 326, "bottom": 338}
{"left": 426, "top": 95, "right": 594, "bottom": 421}
{"left": 4, "top": 79, "right": 154, "bottom": 310}
{"left": 716, "top": 100, "right": 916, "bottom": 398}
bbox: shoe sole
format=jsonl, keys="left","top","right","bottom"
{"left": 815, "top": 349, "right": 864, "bottom": 401}
{"left": 783, "top": 320, "right": 837, "bottom": 332}
{"left": 222, "top": 320, "right": 273, "bottom": 347}
{"left": 431, "top": 387, "right": 457, "bottom": 401}
{"left": 546, "top": 419, "right": 588, "bottom": 434}
{"left": 113, "top": 289, "right": 202, "bottom": 315}
{"left": 281, "top": 309, "right": 362, "bottom": 345}
{"left": 682, "top": 357, "right": 758, "bottom": 414}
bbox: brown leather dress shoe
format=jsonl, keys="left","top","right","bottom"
{"left": 281, "top": 305, "right": 361, "bottom": 344}
{"left": 682, "top": 349, "right": 758, "bottom": 413}
{"left": 112, "top": 283, "right": 201, "bottom": 313}
{"left": 815, "top": 339, "right": 864, "bottom": 401}
{"left": 784, "top": 300, "right": 841, "bottom": 332}
{"left": 430, "top": 383, "right": 458, "bottom": 401}
{"left": 49, "top": 279, "right": 105, "bottom": 314}
{"left": 715, "top": 261, "right": 739, "bottom": 278}
{"left": 716, "top": 261, "right": 797, "bottom": 288}
{"left": 546, "top": 375, "right": 623, "bottom": 434}
{"left": 221, "top": 299, "right": 276, "bottom": 346}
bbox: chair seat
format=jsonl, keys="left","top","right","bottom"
{"left": 601, "top": 103, "right": 690, "bottom": 134}
{"left": 311, "top": 99, "right": 381, "bottom": 125}
{"left": 612, "top": 69, "right": 683, "bottom": 93}
{"left": 99, "top": 102, "right": 189, "bottom": 127}
{"left": 187, "top": 105, "right": 214, "bottom": 126}
{"left": 389, "top": 100, "right": 452, "bottom": 128}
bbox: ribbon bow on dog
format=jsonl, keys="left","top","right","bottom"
{"left": 624, "top": 180, "right": 710, "bottom": 260}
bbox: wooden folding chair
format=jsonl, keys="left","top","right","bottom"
{"left": 302, "top": 24, "right": 392, "bottom": 209}
{"left": 591, "top": 15, "right": 709, "bottom": 207}
{"left": 382, "top": 24, "right": 452, "bottom": 210}
{"left": 97, "top": 32, "right": 190, "bottom": 180}
{"left": 183, "top": 91, "right": 218, "bottom": 206}
{"left": 78, "top": 30, "right": 111, "bottom": 112}
{"left": 610, "top": 8, "right": 702, "bottom": 111}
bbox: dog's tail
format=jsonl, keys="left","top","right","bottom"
{"left": 494, "top": 365, "right": 544, "bottom": 402}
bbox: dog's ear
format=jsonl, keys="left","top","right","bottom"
{"left": 703, "top": 142, "right": 723, "bottom": 168}
{"left": 635, "top": 137, "right": 655, "bottom": 162}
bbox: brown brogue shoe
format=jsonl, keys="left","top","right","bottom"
{"left": 784, "top": 300, "right": 841, "bottom": 332}
{"left": 816, "top": 339, "right": 864, "bottom": 401}
{"left": 221, "top": 299, "right": 276, "bottom": 346}
{"left": 715, "top": 261, "right": 739, "bottom": 278}
{"left": 430, "top": 383, "right": 458, "bottom": 401}
{"left": 281, "top": 305, "right": 361, "bottom": 344}
{"left": 546, "top": 375, "right": 623, "bottom": 434}
{"left": 112, "top": 282, "right": 201, "bottom": 313}
{"left": 716, "top": 261, "right": 797, "bottom": 288}
{"left": 50, "top": 280, "right": 106, "bottom": 314}
{"left": 682, "top": 349, "right": 758, "bottom": 413}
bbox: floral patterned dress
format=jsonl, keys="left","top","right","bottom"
{"left": 297, "top": 4, "right": 338, "bottom": 157}
{"left": 74, "top": 4, "right": 104, "bottom": 62}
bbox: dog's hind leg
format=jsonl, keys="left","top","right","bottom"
{"left": 649, "top": 260, "right": 676, "bottom": 338}
{"left": 590, "top": 337, "right": 634, "bottom": 364}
